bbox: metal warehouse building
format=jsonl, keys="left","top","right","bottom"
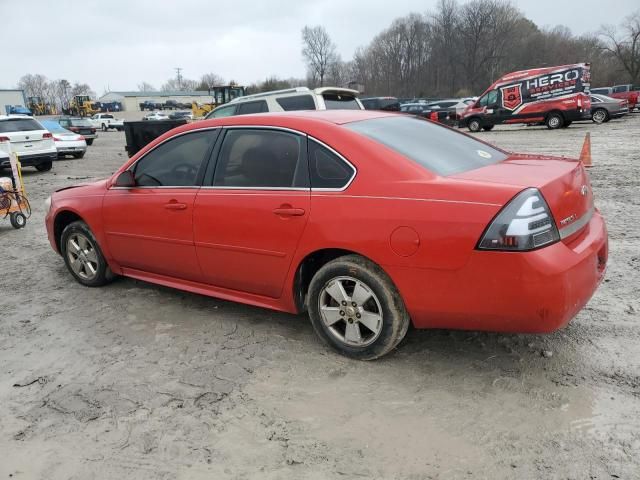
{"left": 0, "top": 89, "right": 28, "bottom": 113}
{"left": 99, "top": 91, "right": 214, "bottom": 111}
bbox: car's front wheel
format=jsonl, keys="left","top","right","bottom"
{"left": 61, "top": 221, "right": 115, "bottom": 287}
{"left": 467, "top": 118, "right": 482, "bottom": 132}
{"left": 36, "top": 161, "right": 52, "bottom": 172}
{"left": 307, "top": 255, "right": 410, "bottom": 360}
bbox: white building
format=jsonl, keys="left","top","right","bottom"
{"left": 0, "top": 89, "right": 28, "bottom": 113}
{"left": 99, "top": 91, "right": 214, "bottom": 111}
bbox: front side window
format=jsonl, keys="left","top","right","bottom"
{"left": 133, "top": 130, "right": 216, "bottom": 187}
{"left": 208, "top": 105, "right": 237, "bottom": 119}
{"left": 308, "top": 140, "right": 354, "bottom": 189}
{"left": 276, "top": 95, "right": 316, "bottom": 111}
{"left": 346, "top": 116, "right": 507, "bottom": 176}
{"left": 213, "top": 129, "right": 308, "bottom": 188}
{"left": 322, "top": 93, "right": 361, "bottom": 110}
{"left": 237, "top": 101, "right": 268, "bottom": 115}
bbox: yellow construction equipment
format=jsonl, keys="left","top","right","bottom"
{"left": 191, "top": 85, "right": 246, "bottom": 118}
{"left": 68, "top": 95, "right": 99, "bottom": 117}
{"left": 27, "top": 96, "right": 46, "bottom": 115}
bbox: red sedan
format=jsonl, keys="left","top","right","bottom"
{"left": 45, "top": 110, "right": 608, "bottom": 359}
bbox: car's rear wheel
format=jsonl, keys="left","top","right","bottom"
{"left": 467, "top": 118, "right": 482, "bottom": 132}
{"left": 592, "top": 108, "right": 608, "bottom": 124}
{"left": 86, "top": 139, "right": 94, "bottom": 146}
{"left": 546, "top": 112, "right": 564, "bottom": 129}
{"left": 61, "top": 221, "right": 115, "bottom": 287}
{"left": 36, "top": 161, "right": 52, "bottom": 172}
{"left": 307, "top": 255, "right": 410, "bottom": 360}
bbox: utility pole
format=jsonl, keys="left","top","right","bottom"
{"left": 174, "top": 67, "right": 183, "bottom": 90}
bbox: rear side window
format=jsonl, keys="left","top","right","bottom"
{"left": 308, "top": 140, "right": 354, "bottom": 189}
{"left": 613, "top": 85, "right": 629, "bottom": 93}
{"left": 322, "top": 93, "right": 361, "bottom": 110}
{"left": 213, "top": 129, "right": 308, "bottom": 188}
{"left": 0, "top": 118, "right": 43, "bottom": 133}
{"left": 346, "top": 116, "right": 507, "bottom": 176}
{"left": 276, "top": 95, "right": 316, "bottom": 111}
{"left": 591, "top": 88, "right": 609, "bottom": 95}
{"left": 133, "top": 130, "right": 216, "bottom": 187}
{"left": 237, "top": 101, "right": 268, "bottom": 115}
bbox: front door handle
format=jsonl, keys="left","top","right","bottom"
{"left": 165, "top": 202, "right": 187, "bottom": 210}
{"left": 273, "top": 207, "right": 305, "bottom": 217}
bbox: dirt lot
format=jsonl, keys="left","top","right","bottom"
{"left": 1, "top": 115, "right": 639, "bottom": 479}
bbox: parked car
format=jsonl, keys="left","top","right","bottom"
{"left": 139, "top": 100, "right": 162, "bottom": 111}
{"left": 168, "top": 111, "right": 194, "bottom": 121}
{"left": 589, "top": 94, "right": 629, "bottom": 123}
{"left": 142, "top": 112, "right": 170, "bottom": 121}
{"left": 0, "top": 115, "right": 56, "bottom": 171}
{"left": 205, "top": 87, "right": 363, "bottom": 119}
{"left": 45, "top": 110, "right": 608, "bottom": 360}
{"left": 360, "top": 97, "right": 401, "bottom": 111}
{"left": 592, "top": 85, "right": 639, "bottom": 111}
{"left": 459, "top": 63, "right": 592, "bottom": 131}
{"left": 90, "top": 113, "right": 124, "bottom": 132}
{"left": 419, "top": 99, "right": 471, "bottom": 125}
{"left": 4, "top": 105, "right": 32, "bottom": 115}
{"left": 56, "top": 117, "right": 97, "bottom": 145}
{"left": 163, "top": 100, "right": 180, "bottom": 110}
{"left": 400, "top": 103, "right": 428, "bottom": 115}
{"left": 41, "top": 120, "right": 87, "bottom": 159}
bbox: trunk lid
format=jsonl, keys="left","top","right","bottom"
{"left": 452, "top": 155, "right": 594, "bottom": 242}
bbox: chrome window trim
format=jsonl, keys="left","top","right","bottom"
{"left": 111, "top": 126, "right": 220, "bottom": 190}
{"left": 559, "top": 206, "right": 594, "bottom": 239}
{"left": 307, "top": 137, "right": 357, "bottom": 192}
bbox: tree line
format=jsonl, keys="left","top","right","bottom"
{"left": 301, "top": 0, "right": 640, "bottom": 97}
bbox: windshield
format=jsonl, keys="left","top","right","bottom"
{"left": 345, "top": 116, "right": 507, "bottom": 176}
{"left": 40, "top": 120, "right": 68, "bottom": 133}
{"left": 323, "top": 93, "right": 361, "bottom": 110}
{"left": 0, "top": 118, "right": 43, "bottom": 133}
{"left": 70, "top": 119, "right": 93, "bottom": 127}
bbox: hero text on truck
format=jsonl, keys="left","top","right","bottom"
{"left": 459, "top": 63, "right": 591, "bottom": 131}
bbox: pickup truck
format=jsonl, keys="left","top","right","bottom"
{"left": 139, "top": 100, "right": 162, "bottom": 111}
{"left": 89, "top": 113, "right": 124, "bottom": 131}
{"left": 591, "top": 85, "right": 639, "bottom": 111}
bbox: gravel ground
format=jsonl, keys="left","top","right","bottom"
{"left": 0, "top": 115, "right": 638, "bottom": 480}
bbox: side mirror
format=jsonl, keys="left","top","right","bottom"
{"left": 114, "top": 170, "right": 135, "bottom": 187}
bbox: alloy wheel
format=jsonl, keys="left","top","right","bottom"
{"left": 318, "top": 276, "right": 383, "bottom": 347}
{"left": 593, "top": 109, "right": 607, "bottom": 124}
{"left": 66, "top": 233, "right": 99, "bottom": 281}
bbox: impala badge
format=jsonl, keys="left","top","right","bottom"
{"left": 560, "top": 214, "right": 577, "bottom": 226}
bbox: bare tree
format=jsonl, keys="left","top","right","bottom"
{"left": 17, "top": 74, "right": 49, "bottom": 99}
{"left": 198, "top": 73, "right": 225, "bottom": 91}
{"left": 161, "top": 78, "right": 198, "bottom": 91}
{"left": 302, "top": 25, "right": 338, "bottom": 87}
{"left": 600, "top": 11, "right": 640, "bottom": 84}
{"left": 70, "top": 82, "right": 94, "bottom": 98}
{"left": 137, "top": 81, "right": 156, "bottom": 92}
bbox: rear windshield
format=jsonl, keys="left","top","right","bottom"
{"left": 70, "top": 119, "right": 93, "bottom": 127}
{"left": 323, "top": 93, "right": 361, "bottom": 110}
{"left": 0, "top": 118, "right": 43, "bottom": 133}
{"left": 345, "top": 116, "right": 507, "bottom": 176}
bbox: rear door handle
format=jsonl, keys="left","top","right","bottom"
{"left": 273, "top": 207, "right": 306, "bottom": 217}
{"left": 165, "top": 202, "right": 187, "bottom": 210}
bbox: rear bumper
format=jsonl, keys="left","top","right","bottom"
{"left": 389, "top": 211, "right": 608, "bottom": 333}
{"left": 1, "top": 152, "right": 56, "bottom": 167}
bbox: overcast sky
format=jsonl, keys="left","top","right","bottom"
{"left": 1, "top": 0, "right": 637, "bottom": 95}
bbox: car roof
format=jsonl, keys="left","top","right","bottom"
{"left": 0, "top": 114, "right": 36, "bottom": 121}
{"left": 227, "top": 86, "right": 360, "bottom": 105}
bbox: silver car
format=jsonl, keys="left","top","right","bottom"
{"left": 41, "top": 120, "right": 87, "bottom": 159}
{"left": 590, "top": 94, "right": 629, "bottom": 123}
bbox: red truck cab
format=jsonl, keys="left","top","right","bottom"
{"left": 459, "top": 63, "right": 592, "bottom": 132}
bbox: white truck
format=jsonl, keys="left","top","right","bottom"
{"left": 89, "top": 113, "right": 124, "bottom": 132}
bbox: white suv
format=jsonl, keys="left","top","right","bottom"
{"left": 0, "top": 115, "right": 57, "bottom": 171}
{"left": 205, "top": 87, "right": 363, "bottom": 119}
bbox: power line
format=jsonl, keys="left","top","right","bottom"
{"left": 174, "top": 67, "right": 183, "bottom": 90}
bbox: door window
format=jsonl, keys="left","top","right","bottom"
{"left": 478, "top": 90, "right": 498, "bottom": 108}
{"left": 308, "top": 140, "right": 355, "bottom": 189}
{"left": 237, "top": 101, "right": 269, "bottom": 115}
{"left": 132, "top": 130, "right": 216, "bottom": 187}
{"left": 209, "top": 105, "right": 237, "bottom": 118}
{"left": 213, "top": 129, "right": 308, "bottom": 188}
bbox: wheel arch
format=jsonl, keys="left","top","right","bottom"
{"left": 292, "top": 248, "right": 386, "bottom": 313}
{"left": 53, "top": 209, "right": 85, "bottom": 252}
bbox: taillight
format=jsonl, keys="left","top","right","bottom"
{"left": 0, "top": 136, "right": 9, "bottom": 142}
{"left": 91, "top": 128, "right": 96, "bottom": 133}
{"left": 43, "top": 132, "right": 52, "bottom": 139}
{"left": 53, "top": 136, "right": 61, "bottom": 142}
{"left": 79, "top": 135, "right": 85, "bottom": 141}
{"left": 477, "top": 188, "right": 560, "bottom": 251}
{"left": 70, "top": 127, "right": 79, "bottom": 132}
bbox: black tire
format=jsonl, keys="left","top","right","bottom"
{"left": 117, "top": 127, "right": 123, "bottom": 131}
{"left": 467, "top": 118, "right": 482, "bottom": 132}
{"left": 101, "top": 123, "right": 107, "bottom": 132}
{"left": 10, "top": 212, "right": 26, "bottom": 229}
{"left": 482, "top": 125, "right": 494, "bottom": 131}
{"left": 307, "top": 254, "right": 410, "bottom": 360}
{"left": 73, "top": 152, "right": 85, "bottom": 159}
{"left": 86, "top": 139, "right": 94, "bottom": 146}
{"left": 60, "top": 220, "right": 115, "bottom": 287}
{"left": 591, "top": 108, "right": 609, "bottom": 124}
{"left": 36, "top": 161, "right": 52, "bottom": 172}
{"left": 546, "top": 112, "right": 564, "bottom": 129}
